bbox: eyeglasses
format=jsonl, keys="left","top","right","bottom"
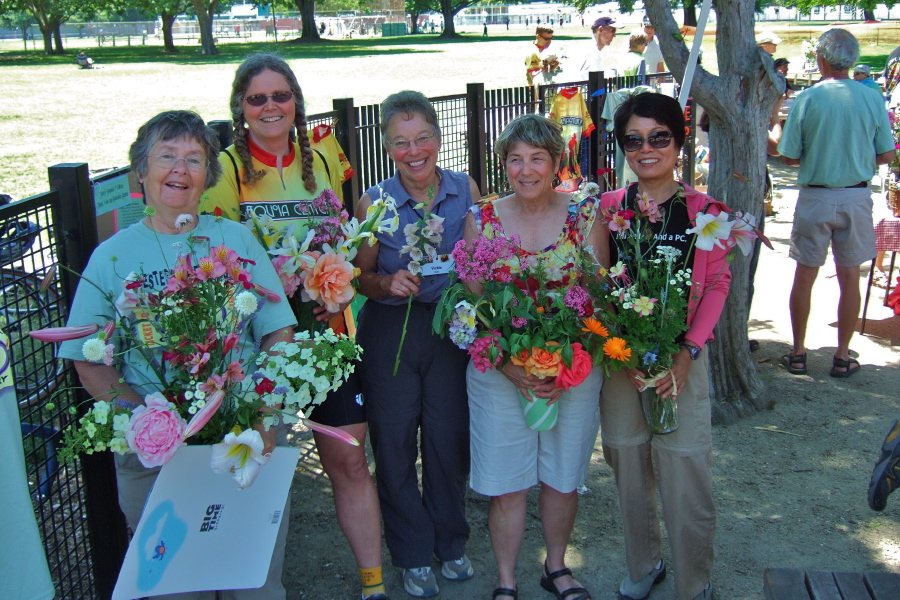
{"left": 622, "top": 132, "right": 674, "bottom": 153}
{"left": 243, "top": 91, "right": 294, "bottom": 107}
{"left": 150, "top": 153, "right": 209, "bottom": 172}
{"left": 387, "top": 132, "right": 438, "bottom": 151}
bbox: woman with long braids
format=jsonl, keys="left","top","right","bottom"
{"left": 202, "top": 54, "right": 389, "bottom": 600}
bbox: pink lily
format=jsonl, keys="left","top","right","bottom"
{"left": 303, "top": 418, "right": 361, "bottom": 446}
{"left": 29, "top": 324, "right": 99, "bottom": 342}
{"left": 184, "top": 390, "right": 225, "bottom": 438}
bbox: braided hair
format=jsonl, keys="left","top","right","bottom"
{"left": 229, "top": 53, "right": 317, "bottom": 193}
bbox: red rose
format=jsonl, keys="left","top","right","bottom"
{"left": 555, "top": 343, "right": 593, "bottom": 391}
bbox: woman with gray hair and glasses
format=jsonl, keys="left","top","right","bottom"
{"left": 353, "top": 90, "right": 481, "bottom": 598}
{"left": 58, "top": 110, "right": 297, "bottom": 599}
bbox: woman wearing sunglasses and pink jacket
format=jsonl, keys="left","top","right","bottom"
{"left": 597, "top": 93, "right": 731, "bottom": 600}
{"left": 201, "top": 53, "right": 390, "bottom": 600}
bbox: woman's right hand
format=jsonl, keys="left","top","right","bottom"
{"left": 501, "top": 363, "right": 564, "bottom": 404}
{"left": 381, "top": 270, "right": 421, "bottom": 298}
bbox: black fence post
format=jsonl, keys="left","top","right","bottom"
{"left": 333, "top": 98, "right": 360, "bottom": 207}
{"left": 207, "top": 120, "right": 234, "bottom": 152}
{"left": 48, "top": 163, "right": 129, "bottom": 600}
{"left": 587, "top": 71, "right": 605, "bottom": 186}
{"left": 466, "top": 83, "right": 487, "bottom": 195}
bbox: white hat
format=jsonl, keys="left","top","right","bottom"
{"left": 756, "top": 31, "right": 783, "bottom": 46}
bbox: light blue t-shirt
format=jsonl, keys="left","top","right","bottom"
{"left": 858, "top": 78, "right": 883, "bottom": 93}
{"left": 778, "top": 79, "right": 894, "bottom": 188}
{"left": 59, "top": 215, "right": 296, "bottom": 397}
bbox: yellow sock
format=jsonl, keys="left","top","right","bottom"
{"left": 360, "top": 566, "right": 386, "bottom": 598}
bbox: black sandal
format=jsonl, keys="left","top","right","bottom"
{"left": 492, "top": 587, "right": 518, "bottom": 599}
{"left": 830, "top": 356, "right": 861, "bottom": 378}
{"left": 539, "top": 563, "right": 591, "bottom": 600}
{"left": 781, "top": 353, "right": 807, "bottom": 375}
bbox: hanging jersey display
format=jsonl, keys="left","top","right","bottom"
{"left": 549, "top": 87, "right": 595, "bottom": 193}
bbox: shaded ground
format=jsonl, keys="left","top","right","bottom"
{"left": 279, "top": 162, "right": 900, "bottom": 599}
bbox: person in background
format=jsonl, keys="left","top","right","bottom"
{"left": 774, "top": 58, "right": 792, "bottom": 98}
{"left": 578, "top": 17, "right": 617, "bottom": 79}
{"left": 353, "top": 91, "right": 480, "bottom": 599}
{"left": 526, "top": 26, "right": 563, "bottom": 86}
{"left": 76, "top": 51, "right": 94, "bottom": 68}
{"left": 756, "top": 31, "right": 782, "bottom": 55}
{"left": 200, "top": 54, "right": 389, "bottom": 600}
{"left": 777, "top": 29, "right": 895, "bottom": 379}
{"left": 641, "top": 15, "right": 665, "bottom": 74}
{"left": 622, "top": 33, "right": 649, "bottom": 78}
{"left": 883, "top": 44, "right": 900, "bottom": 103}
{"left": 869, "top": 419, "right": 900, "bottom": 511}
{"left": 853, "top": 64, "right": 883, "bottom": 93}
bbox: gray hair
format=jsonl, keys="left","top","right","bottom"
{"left": 493, "top": 114, "right": 565, "bottom": 162}
{"left": 380, "top": 91, "right": 442, "bottom": 144}
{"left": 816, "top": 29, "right": 859, "bottom": 72}
{"left": 129, "top": 110, "right": 222, "bottom": 190}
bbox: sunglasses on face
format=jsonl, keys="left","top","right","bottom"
{"left": 623, "top": 132, "right": 673, "bottom": 152}
{"left": 243, "top": 91, "right": 294, "bottom": 107}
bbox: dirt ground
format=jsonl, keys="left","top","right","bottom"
{"left": 276, "top": 162, "right": 900, "bottom": 600}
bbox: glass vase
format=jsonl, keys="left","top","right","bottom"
{"left": 640, "top": 385, "right": 679, "bottom": 435}
{"left": 519, "top": 389, "right": 558, "bottom": 431}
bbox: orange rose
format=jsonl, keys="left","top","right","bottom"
{"left": 301, "top": 252, "right": 358, "bottom": 313}
{"left": 556, "top": 343, "right": 593, "bottom": 391}
{"left": 529, "top": 342, "right": 562, "bottom": 378}
{"left": 510, "top": 348, "right": 532, "bottom": 367}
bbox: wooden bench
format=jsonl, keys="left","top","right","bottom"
{"left": 764, "top": 568, "right": 900, "bottom": 600}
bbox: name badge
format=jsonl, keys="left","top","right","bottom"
{"left": 420, "top": 255, "right": 454, "bottom": 276}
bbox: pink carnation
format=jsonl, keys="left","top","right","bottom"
{"left": 126, "top": 392, "right": 187, "bottom": 467}
{"left": 468, "top": 330, "right": 504, "bottom": 373}
{"left": 564, "top": 285, "right": 591, "bottom": 317}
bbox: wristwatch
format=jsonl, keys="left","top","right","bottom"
{"left": 680, "top": 343, "right": 700, "bottom": 360}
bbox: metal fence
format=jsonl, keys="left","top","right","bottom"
{"left": 16, "top": 74, "right": 693, "bottom": 600}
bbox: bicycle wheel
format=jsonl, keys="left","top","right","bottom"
{"left": 0, "top": 269, "right": 65, "bottom": 407}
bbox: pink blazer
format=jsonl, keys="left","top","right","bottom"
{"left": 599, "top": 183, "right": 732, "bottom": 349}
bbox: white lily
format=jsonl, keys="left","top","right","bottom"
{"left": 687, "top": 211, "right": 734, "bottom": 251}
{"left": 270, "top": 229, "right": 317, "bottom": 273}
{"left": 210, "top": 428, "right": 270, "bottom": 489}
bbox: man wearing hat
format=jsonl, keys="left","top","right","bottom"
{"left": 853, "top": 64, "right": 883, "bottom": 92}
{"left": 756, "top": 31, "right": 782, "bottom": 55}
{"left": 642, "top": 15, "right": 665, "bottom": 73}
{"left": 526, "top": 26, "right": 562, "bottom": 86}
{"left": 577, "top": 16, "right": 617, "bottom": 79}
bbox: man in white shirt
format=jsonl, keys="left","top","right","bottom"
{"left": 578, "top": 17, "right": 617, "bottom": 79}
{"left": 642, "top": 14, "right": 665, "bottom": 74}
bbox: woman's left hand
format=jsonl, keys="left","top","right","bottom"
{"left": 253, "top": 420, "right": 277, "bottom": 457}
{"left": 312, "top": 300, "right": 351, "bottom": 322}
{"left": 655, "top": 348, "right": 693, "bottom": 399}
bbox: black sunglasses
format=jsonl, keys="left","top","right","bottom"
{"left": 623, "top": 132, "right": 673, "bottom": 153}
{"left": 243, "top": 91, "right": 294, "bottom": 107}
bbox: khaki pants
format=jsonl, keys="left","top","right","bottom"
{"left": 600, "top": 353, "right": 715, "bottom": 600}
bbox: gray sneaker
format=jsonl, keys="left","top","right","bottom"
{"left": 401, "top": 567, "right": 439, "bottom": 598}
{"left": 617, "top": 561, "right": 666, "bottom": 600}
{"left": 692, "top": 583, "right": 714, "bottom": 600}
{"left": 440, "top": 555, "right": 474, "bottom": 581}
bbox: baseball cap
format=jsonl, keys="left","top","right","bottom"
{"left": 854, "top": 64, "right": 871, "bottom": 75}
{"left": 755, "top": 31, "right": 783, "bottom": 46}
{"left": 642, "top": 15, "right": 653, "bottom": 26}
{"left": 592, "top": 17, "right": 617, "bottom": 30}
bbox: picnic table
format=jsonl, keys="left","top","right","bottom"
{"left": 764, "top": 568, "right": 900, "bottom": 599}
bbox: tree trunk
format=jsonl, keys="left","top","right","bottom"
{"left": 296, "top": 0, "right": 321, "bottom": 42}
{"left": 52, "top": 22, "right": 64, "bottom": 53}
{"left": 39, "top": 26, "right": 53, "bottom": 54}
{"left": 410, "top": 11, "right": 420, "bottom": 34}
{"left": 647, "top": 0, "right": 777, "bottom": 424}
{"left": 683, "top": 2, "right": 698, "bottom": 28}
{"left": 864, "top": 9, "right": 875, "bottom": 21}
{"left": 191, "top": 0, "right": 219, "bottom": 55}
{"left": 439, "top": 0, "right": 460, "bottom": 38}
{"left": 161, "top": 14, "right": 178, "bottom": 52}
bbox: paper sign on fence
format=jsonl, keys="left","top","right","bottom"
{"left": 112, "top": 445, "right": 300, "bottom": 600}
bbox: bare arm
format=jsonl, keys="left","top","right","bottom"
{"left": 353, "top": 193, "right": 420, "bottom": 300}
{"left": 877, "top": 150, "right": 897, "bottom": 166}
{"left": 73, "top": 361, "right": 144, "bottom": 405}
{"left": 783, "top": 156, "right": 800, "bottom": 167}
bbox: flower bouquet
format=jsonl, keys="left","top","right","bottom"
{"left": 433, "top": 228, "right": 601, "bottom": 431}
{"left": 32, "top": 225, "right": 361, "bottom": 488}
{"left": 583, "top": 186, "right": 761, "bottom": 434}
{"left": 246, "top": 189, "right": 399, "bottom": 332}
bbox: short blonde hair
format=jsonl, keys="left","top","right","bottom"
{"left": 494, "top": 114, "right": 565, "bottom": 162}
{"left": 629, "top": 32, "right": 649, "bottom": 52}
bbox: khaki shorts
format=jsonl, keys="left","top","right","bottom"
{"left": 467, "top": 363, "right": 601, "bottom": 496}
{"left": 789, "top": 186, "right": 876, "bottom": 268}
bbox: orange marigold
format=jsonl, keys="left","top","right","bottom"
{"left": 581, "top": 317, "right": 609, "bottom": 338}
{"left": 603, "top": 337, "right": 632, "bottom": 362}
